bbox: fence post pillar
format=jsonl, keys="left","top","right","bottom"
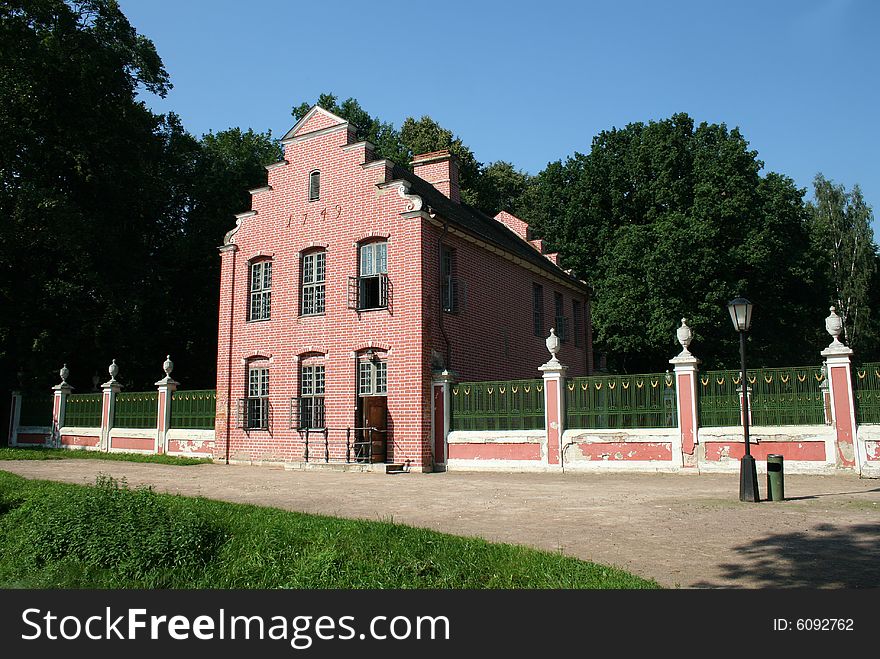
{"left": 821, "top": 308, "right": 860, "bottom": 472}
{"left": 155, "top": 355, "right": 179, "bottom": 455}
{"left": 8, "top": 391, "right": 21, "bottom": 446}
{"left": 100, "top": 359, "right": 122, "bottom": 452}
{"left": 539, "top": 329, "right": 567, "bottom": 468}
{"left": 431, "top": 369, "right": 455, "bottom": 471}
{"left": 670, "top": 319, "right": 700, "bottom": 469}
{"left": 52, "top": 365, "right": 73, "bottom": 448}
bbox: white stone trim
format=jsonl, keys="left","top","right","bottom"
{"left": 855, "top": 424, "right": 880, "bottom": 476}
{"left": 223, "top": 210, "right": 257, "bottom": 246}
{"left": 17, "top": 425, "right": 51, "bottom": 434}
{"left": 281, "top": 106, "right": 348, "bottom": 142}
{"left": 563, "top": 427, "right": 679, "bottom": 442}
{"left": 59, "top": 426, "right": 101, "bottom": 436}
{"left": 446, "top": 459, "right": 552, "bottom": 472}
{"left": 249, "top": 185, "right": 272, "bottom": 195}
{"left": 448, "top": 430, "right": 544, "bottom": 444}
{"left": 342, "top": 140, "right": 375, "bottom": 152}
{"left": 282, "top": 122, "right": 351, "bottom": 145}
{"left": 362, "top": 159, "right": 394, "bottom": 170}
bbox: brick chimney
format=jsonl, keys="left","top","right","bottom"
{"left": 411, "top": 149, "right": 460, "bottom": 203}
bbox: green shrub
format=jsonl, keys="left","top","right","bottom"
{"left": 1, "top": 475, "right": 223, "bottom": 586}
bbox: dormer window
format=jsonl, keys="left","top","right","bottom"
{"left": 309, "top": 170, "right": 320, "bottom": 201}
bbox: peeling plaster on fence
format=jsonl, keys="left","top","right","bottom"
{"left": 696, "top": 425, "right": 837, "bottom": 474}
{"left": 166, "top": 429, "right": 216, "bottom": 456}
{"left": 561, "top": 428, "right": 683, "bottom": 472}
{"left": 59, "top": 427, "right": 101, "bottom": 450}
{"left": 857, "top": 425, "right": 880, "bottom": 477}
{"left": 446, "top": 429, "right": 547, "bottom": 471}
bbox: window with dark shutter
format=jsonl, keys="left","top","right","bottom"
{"left": 309, "top": 170, "right": 320, "bottom": 201}
{"left": 533, "top": 284, "right": 544, "bottom": 336}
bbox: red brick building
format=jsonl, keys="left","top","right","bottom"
{"left": 214, "top": 106, "right": 593, "bottom": 471}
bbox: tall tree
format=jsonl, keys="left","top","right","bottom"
{"left": 0, "top": 0, "right": 174, "bottom": 395}
{"left": 0, "top": 0, "right": 279, "bottom": 405}
{"left": 808, "top": 174, "right": 877, "bottom": 350}
{"left": 521, "top": 113, "right": 818, "bottom": 371}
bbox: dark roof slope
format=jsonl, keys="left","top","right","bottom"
{"left": 392, "top": 165, "right": 587, "bottom": 291}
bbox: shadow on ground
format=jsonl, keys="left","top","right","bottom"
{"left": 694, "top": 523, "right": 880, "bottom": 588}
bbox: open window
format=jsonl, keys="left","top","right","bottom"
{"left": 348, "top": 241, "right": 389, "bottom": 311}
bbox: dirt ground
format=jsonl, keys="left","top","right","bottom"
{"left": 2, "top": 460, "right": 878, "bottom": 588}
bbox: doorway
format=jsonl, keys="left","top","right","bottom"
{"left": 358, "top": 396, "right": 388, "bottom": 463}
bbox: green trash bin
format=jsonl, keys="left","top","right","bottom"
{"left": 767, "top": 454, "right": 784, "bottom": 501}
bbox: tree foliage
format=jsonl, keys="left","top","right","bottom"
{"left": 0, "top": 0, "right": 279, "bottom": 399}
{"left": 520, "top": 113, "right": 821, "bottom": 371}
{"left": 807, "top": 174, "right": 877, "bottom": 350}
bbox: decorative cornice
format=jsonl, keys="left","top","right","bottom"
{"left": 378, "top": 180, "right": 422, "bottom": 212}
{"left": 264, "top": 160, "right": 288, "bottom": 171}
{"left": 223, "top": 210, "right": 257, "bottom": 246}
{"left": 248, "top": 185, "right": 272, "bottom": 195}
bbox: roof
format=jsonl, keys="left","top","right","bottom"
{"left": 391, "top": 165, "right": 587, "bottom": 291}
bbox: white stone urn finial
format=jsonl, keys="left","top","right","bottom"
{"left": 163, "top": 355, "right": 174, "bottom": 378}
{"left": 59, "top": 364, "right": 69, "bottom": 385}
{"left": 825, "top": 306, "right": 844, "bottom": 346}
{"left": 676, "top": 318, "right": 693, "bottom": 355}
{"left": 108, "top": 359, "right": 119, "bottom": 383}
{"left": 545, "top": 328, "right": 560, "bottom": 362}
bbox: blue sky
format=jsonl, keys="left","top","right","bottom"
{"left": 119, "top": 0, "right": 879, "bottom": 231}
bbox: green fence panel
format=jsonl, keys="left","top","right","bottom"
{"left": 114, "top": 391, "right": 158, "bottom": 429}
{"left": 64, "top": 393, "right": 103, "bottom": 427}
{"left": 19, "top": 394, "right": 53, "bottom": 427}
{"left": 698, "top": 366, "right": 825, "bottom": 427}
{"left": 566, "top": 372, "right": 677, "bottom": 429}
{"left": 451, "top": 379, "right": 545, "bottom": 431}
{"left": 854, "top": 362, "right": 880, "bottom": 424}
{"left": 170, "top": 389, "right": 217, "bottom": 429}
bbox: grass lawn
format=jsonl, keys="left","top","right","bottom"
{"left": 0, "top": 446, "right": 211, "bottom": 466}
{"left": 0, "top": 471, "right": 659, "bottom": 589}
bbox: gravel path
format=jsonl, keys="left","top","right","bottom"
{"left": 3, "top": 460, "right": 879, "bottom": 588}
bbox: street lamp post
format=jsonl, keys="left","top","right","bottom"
{"left": 728, "top": 297, "right": 760, "bottom": 502}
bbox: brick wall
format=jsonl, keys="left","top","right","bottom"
{"left": 214, "top": 107, "right": 593, "bottom": 470}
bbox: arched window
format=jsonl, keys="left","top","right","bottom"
{"left": 309, "top": 170, "right": 320, "bottom": 201}
{"left": 248, "top": 259, "right": 272, "bottom": 321}
{"left": 298, "top": 357, "right": 326, "bottom": 430}
{"left": 243, "top": 360, "right": 269, "bottom": 430}
{"left": 301, "top": 249, "right": 326, "bottom": 316}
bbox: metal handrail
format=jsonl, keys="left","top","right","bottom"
{"left": 298, "top": 426, "right": 387, "bottom": 464}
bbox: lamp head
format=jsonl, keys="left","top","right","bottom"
{"left": 727, "top": 298, "right": 753, "bottom": 332}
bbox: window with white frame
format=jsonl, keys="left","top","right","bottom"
{"left": 301, "top": 251, "right": 326, "bottom": 315}
{"left": 359, "top": 358, "right": 387, "bottom": 396}
{"left": 298, "top": 363, "right": 325, "bottom": 429}
{"left": 246, "top": 366, "right": 269, "bottom": 429}
{"left": 249, "top": 261, "right": 272, "bottom": 321}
